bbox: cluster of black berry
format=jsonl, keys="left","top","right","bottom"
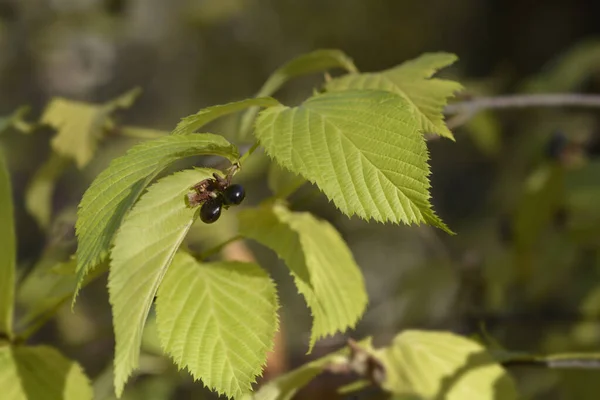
{"left": 186, "top": 169, "right": 245, "bottom": 224}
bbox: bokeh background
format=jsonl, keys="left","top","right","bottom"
{"left": 2, "top": 0, "right": 600, "bottom": 399}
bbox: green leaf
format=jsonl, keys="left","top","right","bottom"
{"left": 25, "top": 152, "right": 70, "bottom": 229}
{"left": 0, "top": 345, "right": 93, "bottom": 400}
{"left": 156, "top": 253, "right": 279, "bottom": 399}
{"left": 75, "top": 133, "right": 238, "bottom": 296}
{"left": 267, "top": 162, "right": 306, "bottom": 199}
{"left": 255, "top": 89, "right": 451, "bottom": 232}
{"left": 173, "top": 97, "right": 280, "bottom": 135}
{"left": 239, "top": 203, "right": 367, "bottom": 351}
{"left": 325, "top": 52, "right": 462, "bottom": 139}
{"left": 0, "top": 149, "right": 15, "bottom": 338}
{"left": 378, "top": 330, "right": 518, "bottom": 399}
{"left": 239, "top": 49, "right": 357, "bottom": 139}
{"left": 42, "top": 88, "right": 142, "bottom": 168}
{"left": 109, "top": 168, "right": 216, "bottom": 397}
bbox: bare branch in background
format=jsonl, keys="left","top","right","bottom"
{"left": 444, "top": 93, "right": 600, "bottom": 130}
{"left": 503, "top": 358, "right": 600, "bottom": 369}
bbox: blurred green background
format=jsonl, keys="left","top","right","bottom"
{"left": 2, "top": 0, "right": 600, "bottom": 399}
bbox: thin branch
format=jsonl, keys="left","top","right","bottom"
{"left": 503, "top": 358, "right": 600, "bottom": 369}
{"left": 444, "top": 93, "right": 600, "bottom": 129}
{"left": 239, "top": 141, "right": 261, "bottom": 164}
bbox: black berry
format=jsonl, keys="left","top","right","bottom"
{"left": 222, "top": 184, "right": 246, "bottom": 206}
{"left": 200, "top": 196, "right": 223, "bottom": 224}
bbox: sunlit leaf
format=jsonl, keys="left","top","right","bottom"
{"left": 156, "top": 253, "right": 279, "bottom": 399}
{"left": 378, "top": 330, "right": 518, "bottom": 399}
{"left": 255, "top": 89, "right": 451, "bottom": 232}
{"left": 42, "top": 88, "right": 141, "bottom": 168}
{"left": 109, "top": 168, "right": 216, "bottom": 397}
{"left": 326, "top": 53, "right": 462, "bottom": 139}
{"left": 0, "top": 149, "right": 15, "bottom": 338}
{"left": 239, "top": 203, "right": 367, "bottom": 350}
{"left": 239, "top": 49, "right": 357, "bottom": 139}
{"left": 75, "top": 134, "right": 238, "bottom": 299}
{"left": 25, "top": 152, "right": 70, "bottom": 229}
{"left": 0, "top": 345, "right": 92, "bottom": 400}
{"left": 173, "top": 97, "right": 280, "bottom": 135}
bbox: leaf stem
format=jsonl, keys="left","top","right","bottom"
{"left": 196, "top": 234, "right": 244, "bottom": 261}
{"left": 238, "top": 142, "right": 261, "bottom": 165}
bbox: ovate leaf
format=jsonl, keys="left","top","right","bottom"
{"left": 378, "top": 330, "right": 518, "bottom": 399}
{"left": 173, "top": 97, "right": 280, "bottom": 135}
{"left": 156, "top": 253, "right": 279, "bottom": 399}
{"left": 25, "top": 152, "right": 70, "bottom": 229}
{"left": 239, "top": 49, "right": 357, "bottom": 139}
{"left": 109, "top": 168, "right": 215, "bottom": 397}
{"left": 326, "top": 52, "right": 462, "bottom": 139}
{"left": 0, "top": 149, "right": 15, "bottom": 337}
{"left": 43, "top": 89, "right": 142, "bottom": 168}
{"left": 239, "top": 203, "right": 367, "bottom": 350}
{"left": 0, "top": 345, "right": 92, "bottom": 400}
{"left": 255, "top": 89, "right": 450, "bottom": 232}
{"left": 43, "top": 98, "right": 100, "bottom": 168}
{"left": 75, "top": 134, "right": 238, "bottom": 295}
